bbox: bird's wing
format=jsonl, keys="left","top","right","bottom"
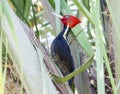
{"left": 56, "top": 38, "right": 75, "bottom": 73}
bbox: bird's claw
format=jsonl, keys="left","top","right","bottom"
{"left": 49, "top": 72, "right": 64, "bottom": 84}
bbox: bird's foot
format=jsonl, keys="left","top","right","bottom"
{"left": 49, "top": 72, "right": 64, "bottom": 84}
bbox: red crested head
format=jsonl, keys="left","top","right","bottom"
{"left": 52, "top": 12, "right": 81, "bottom": 28}
{"left": 61, "top": 15, "right": 81, "bottom": 28}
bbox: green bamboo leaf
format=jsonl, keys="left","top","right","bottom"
{"left": 1, "top": 0, "right": 19, "bottom": 46}
{"left": 105, "top": 0, "right": 120, "bottom": 40}
{"left": 0, "top": 2, "right": 4, "bottom": 94}
{"left": 117, "top": 81, "right": 120, "bottom": 92}
{"left": 82, "top": 0, "right": 90, "bottom": 10}
{"left": 2, "top": 38, "right": 8, "bottom": 89}
{"left": 90, "top": 1, "right": 105, "bottom": 94}
{"left": 105, "top": 0, "right": 120, "bottom": 93}
{"left": 0, "top": 20, "right": 4, "bottom": 94}
{"left": 11, "top": 0, "right": 31, "bottom": 19}
{"left": 1, "top": 0, "right": 58, "bottom": 93}
{"left": 23, "top": 0, "right": 31, "bottom": 19}
{"left": 36, "top": 48, "right": 58, "bottom": 94}
{"left": 10, "top": 0, "right": 31, "bottom": 26}
{"left": 72, "top": 0, "right": 94, "bottom": 25}
{"left": 31, "top": 4, "right": 39, "bottom": 38}
{"left": 90, "top": 0, "right": 117, "bottom": 94}
{"left": 54, "top": 0, "right": 61, "bottom": 35}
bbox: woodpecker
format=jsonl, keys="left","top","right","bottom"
{"left": 50, "top": 12, "right": 81, "bottom": 87}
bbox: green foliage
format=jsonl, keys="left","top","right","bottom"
{"left": 1, "top": 0, "right": 120, "bottom": 94}
{"left": 10, "top": 0, "right": 31, "bottom": 19}
{"left": 105, "top": 0, "right": 120, "bottom": 93}
{"left": 1, "top": 0, "right": 58, "bottom": 94}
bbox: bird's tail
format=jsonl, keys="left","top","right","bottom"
{"left": 68, "top": 77, "right": 75, "bottom": 91}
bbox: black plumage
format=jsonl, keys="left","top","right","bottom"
{"left": 50, "top": 25, "right": 75, "bottom": 86}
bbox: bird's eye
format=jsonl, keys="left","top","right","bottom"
{"left": 65, "top": 15, "right": 70, "bottom": 18}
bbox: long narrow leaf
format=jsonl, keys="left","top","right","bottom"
{"left": 90, "top": 0, "right": 116, "bottom": 94}
{"left": 72, "top": 0, "right": 94, "bottom": 25}
{"left": 0, "top": 16, "right": 3, "bottom": 94}
{"left": 55, "top": 0, "right": 61, "bottom": 35}
{"left": 105, "top": 0, "right": 120, "bottom": 93}
{"left": 1, "top": 0, "right": 58, "bottom": 94}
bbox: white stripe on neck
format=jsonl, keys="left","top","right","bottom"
{"left": 63, "top": 25, "right": 69, "bottom": 40}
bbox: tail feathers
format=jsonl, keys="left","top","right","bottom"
{"left": 68, "top": 77, "right": 75, "bottom": 91}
